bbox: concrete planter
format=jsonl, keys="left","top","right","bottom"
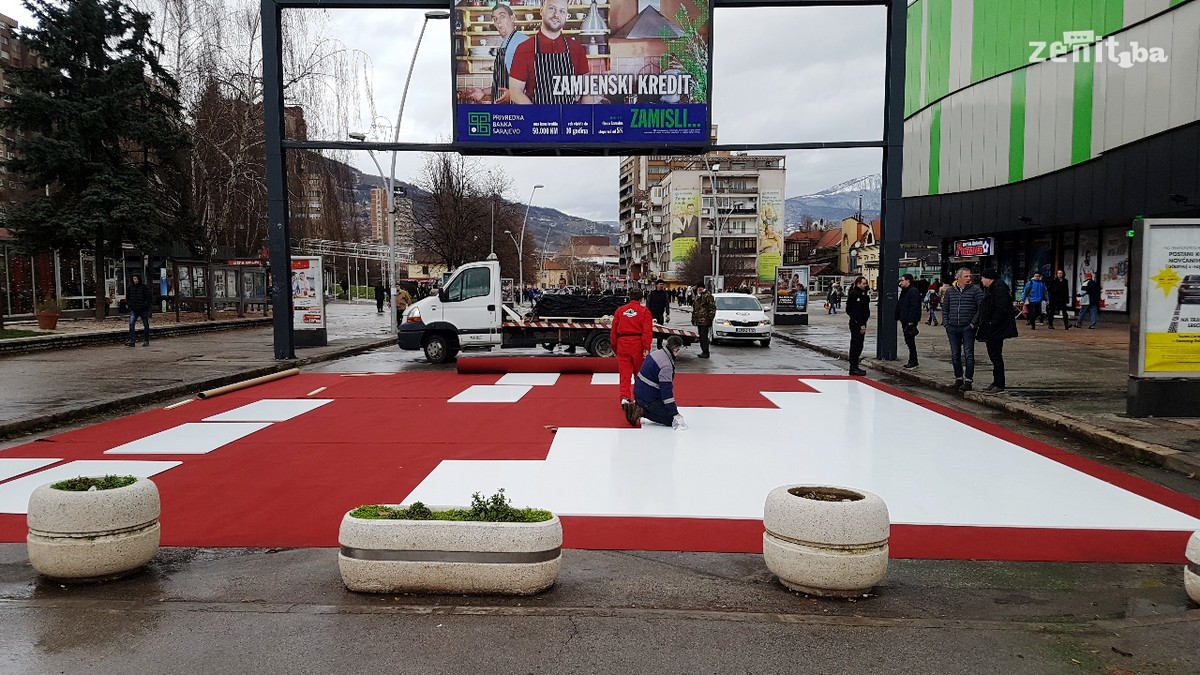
{"left": 338, "top": 507, "right": 562, "bottom": 595}
{"left": 762, "top": 484, "right": 889, "bottom": 597}
{"left": 1186, "top": 531, "right": 1200, "bottom": 605}
{"left": 26, "top": 477, "right": 161, "bottom": 581}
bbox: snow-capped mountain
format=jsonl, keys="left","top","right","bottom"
{"left": 785, "top": 174, "right": 881, "bottom": 226}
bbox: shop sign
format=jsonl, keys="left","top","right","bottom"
{"left": 952, "top": 237, "right": 994, "bottom": 257}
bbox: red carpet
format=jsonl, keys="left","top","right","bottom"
{"left": 1, "top": 372, "right": 1196, "bottom": 563}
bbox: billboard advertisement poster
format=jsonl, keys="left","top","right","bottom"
{"left": 1077, "top": 230, "right": 1099, "bottom": 288}
{"left": 757, "top": 189, "right": 783, "bottom": 281}
{"left": 290, "top": 257, "right": 325, "bottom": 330}
{"left": 670, "top": 187, "right": 700, "bottom": 263}
{"left": 1139, "top": 221, "right": 1200, "bottom": 376}
{"left": 1101, "top": 227, "right": 1129, "bottom": 312}
{"left": 452, "top": 0, "right": 711, "bottom": 149}
{"left": 773, "top": 266, "right": 809, "bottom": 314}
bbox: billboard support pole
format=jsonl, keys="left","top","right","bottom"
{"left": 262, "top": 0, "right": 294, "bottom": 360}
{"left": 875, "top": 0, "right": 905, "bottom": 361}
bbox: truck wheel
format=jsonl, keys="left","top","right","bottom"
{"left": 760, "top": 338, "right": 772, "bottom": 347}
{"left": 423, "top": 334, "right": 454, "bottom": 364}
{"left": 542, "top": 342, "right": 557, "bottom": 351}
{"left": 588, "top": 333, "right": 614, "bottom": 357}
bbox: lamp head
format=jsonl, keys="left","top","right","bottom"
{"left": 348, "top": 132, "right": 367, "bottom": 141}
{"left": 425, "top": 10, "right": 450, "bottom": 20}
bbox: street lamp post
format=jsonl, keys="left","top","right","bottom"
{"left": 516, "top": 184, "right": 544, "bottom": 304}
{"left": 383, "top": 9, "right": 450, "bottom": 331}
{"left": 539, "top": 223, "right": 556, "bottom": 290}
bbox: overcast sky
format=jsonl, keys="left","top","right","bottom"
{"left": 0, "top": 1, "right": 887, "bottom": 222}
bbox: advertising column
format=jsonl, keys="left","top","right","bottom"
{"left": 291, "top": 256, "right": 327, "bottom": 347}
{"left": 1127, "top": 219, "right": 1200, "bottom": 417}
{"left": 772, "top": 265, "right": 810, "bottom": 325}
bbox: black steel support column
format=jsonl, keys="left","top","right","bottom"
{"left": 875, "top": 0, "right": 905, "bottom": 360}
{"left": 263, "top": 0, "right": 294, "bottom": 359}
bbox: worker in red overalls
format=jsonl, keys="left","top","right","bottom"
{"left": 611, "top": 287, "right": 653, "bottom": 416}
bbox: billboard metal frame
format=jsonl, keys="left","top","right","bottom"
{"left": 263, "top": 0, "right": 903, "bottom": 360}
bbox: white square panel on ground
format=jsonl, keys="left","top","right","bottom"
{"left": 408, "top": 378, "right": 1200, "bottom": 533}
{"left": 495, "top": 373, "right": 560, "bottom": 387}
{"left": 203, "top": 399, "right": 332, "bottom": 422}
{"left": 448, "top": 385, "right": 532, "bottom": 403}
{"left": 105, "top": 422, "right": 272, "bottom": 455}
{"left": 0, "top": 458, "right": 60, "bottom": 483}
{"left": 0, "top": 460, "right": 180, "bottom": 514}
{"left": 590, "top": 373, "right": 619, "bottom": 385}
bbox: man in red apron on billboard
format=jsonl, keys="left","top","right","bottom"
{"left": 611, "top": 288, "right": 652, "bottom": 416}
{"left": 508, "top": 0, "right": 596, "bottom": 105}
{"left": 489, "top": 3, "right": 528, "bottom": 103}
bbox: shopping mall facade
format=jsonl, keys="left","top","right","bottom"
{"left": 901, "top": 0, "right": 1200, "bottom": 314}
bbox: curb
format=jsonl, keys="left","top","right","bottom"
{"left": 0, "top": 318, "right": 273, "bottom": 357}
{"left": 0, "top": 336, "right": 396, "bottom": 441}
{"left": 773, "top": 333, "right": 1200, "bottom": 479}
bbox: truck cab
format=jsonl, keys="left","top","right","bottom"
{"left": 398, "top": 260, "right": 505, "bottom": 362}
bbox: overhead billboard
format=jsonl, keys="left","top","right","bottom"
{"left": 452, "top": 0, "right": 711, "bottom": 149}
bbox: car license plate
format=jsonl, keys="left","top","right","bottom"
{"left": 735, "top": 327, "right": 757, "bottom": 333}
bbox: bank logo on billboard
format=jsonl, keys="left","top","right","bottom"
{"left": 468, "top": 112, "right": 492, "bottom": 136}
{"left": 1029, "top": 30, "right": 1168, "bottom": 69}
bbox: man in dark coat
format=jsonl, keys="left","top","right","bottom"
{"left": 126, "top": 273, "right": 153, "bottom": 347}
{"left": 646, "top": 281, "right": 672, "bottom": 348}
{"left": 846, "top": 276, "right": 871, "bottom": 376}
{"left": 895, "top": 273, "right": 923, "bottom": 369}
{"left": 373, "top": 281, "right": 387, "bottom": 314}
{"left": 690, "top": 284, "right": 716, "bottom": 359}
{"left": 1046, "top": 269, "right": 1072, "bottom": 330}
{"left": 976, "top": 269, "right": 1018, "bottom": 393}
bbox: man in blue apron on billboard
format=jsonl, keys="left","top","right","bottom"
{"left": 508, "top": 0, "right": 596, "bottom": 105}
{"left": 489, "top": 4, "right": 528, "bottom": 104}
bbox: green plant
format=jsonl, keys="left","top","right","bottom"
{"left": 351, "top": 489, "right": 552, "bottom": 523}
{"left": 51, "top": 475, "right": 137, "bottom": 491}
{"left": 658, "top": 0, "right": 710, "bottom": 102}
{"left": 35, "top": 295, "right": 68, "bottom": 313}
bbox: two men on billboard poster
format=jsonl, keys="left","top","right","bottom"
{"left": 454, "top": 0, "right": 711, "bottom": 146}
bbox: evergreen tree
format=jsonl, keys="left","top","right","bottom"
{"left": 0, "top": 0, "right": 191, "bottom": 318}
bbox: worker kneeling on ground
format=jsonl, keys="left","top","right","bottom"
{"left": 612, "top": 287, "right": 653, "bottom": 415}
{"left": 628, "top": 335, "right": 688, "bottom": 431}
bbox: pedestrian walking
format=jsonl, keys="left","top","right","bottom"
{"left": 373, "top": 280, "right": 387, "bottom": 314}
{"left": 646, "top": 280, "right": 672, "bottom": 348}
{"left": 942, "top": 267, "right": 985, "bottom": 391}
{"left": 827, "top": 286, "right": 842, "bottom": 315}
{"left": 611, "top": 287, "right": 653, "bottom": 415}
{"left": 1076, "top": 272, "right": 1101, "bottom": 328}
{"left": 126, "top": 273, "right": 153, "bottom": 347}
{"left": 395, "top": 284, "right": 413, "bottom": 326}
{"left": 925, "top": 280, "right": 942, "bottom": 326}
{"left": 1021, "top": 272, "right": 1047, "bottom": 330}
{"left": 975, "top": 269, "right": 1018, "bottom": 393}
{"left": 1046, "top": 269, "right": 1072, "bottom": 329}
{"left": 690, "top": 284, "right": 716, "bottom": 358}
{"left": 846, "top": 276, "right": 870, "bottom": 376}
{"left": 628, "top": 336, "right": 688, "bottom": 430}
{"left": 896, "top": 273, "right": 922, "bottom": 369}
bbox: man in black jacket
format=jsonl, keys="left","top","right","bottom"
{"left": 975, "top": 269, "right": 1018, "bottom": 393}
{"left": 646, "top": 280, "right": 672, "bottom": 348}
{"left": 846, "top": 276, "right": 871, "bottom": 376}
{"left": 126, "top": 273, "right": 153, "bottom": 347}
{"left": 895, "top": 274, "right": 922, "bottom": 369}
{"left": 1046, "top": 269, "right": 1072, "bottom": 330}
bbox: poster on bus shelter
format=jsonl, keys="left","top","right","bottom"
{"left": 290, "top": 257, "right": 325, "bottom": 330}
{"left": 453, "top": 0, "right": 711, "bottom": 149}
{"left": 1138, "top": 220, "right": 1200, "bottom": 376}
{"left": 773, "top": 265, "right": 809, "bottom": 314}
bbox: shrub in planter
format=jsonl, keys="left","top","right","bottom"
{"left": 762, "top": 484, "right": 890, "bottom": 597}
{"left": 26, "top": 475, "right": 161, "bottom": 581}
{"left": 338, "top": 489, "right": 562, "bottom": 595}
{"left": 34, "top": 295, "right": 67, "bottom": 330}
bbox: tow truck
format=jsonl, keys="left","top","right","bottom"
{"left": 397, "top": 260, "right": 697, "bottom": 363}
